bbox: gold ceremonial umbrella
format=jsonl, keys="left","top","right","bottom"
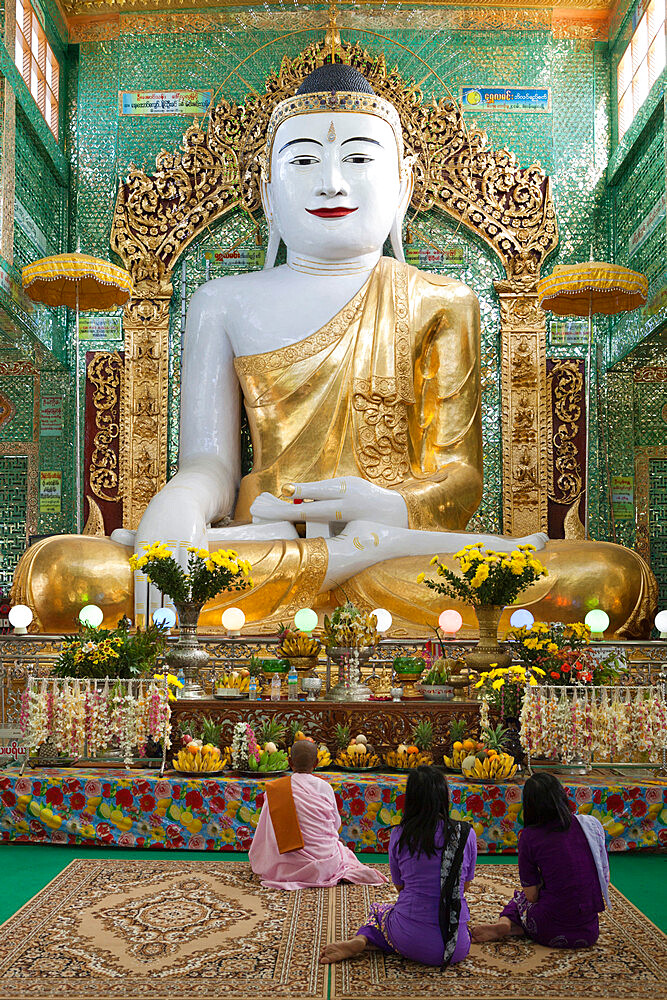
{"left": 23, "top": 254, "right": 133, "bottom": 532}
{"left": 537, "top": 261, "right": 647, "bottom": 538}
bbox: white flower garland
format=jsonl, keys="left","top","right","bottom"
{"left": 21, "top": 677, "right": 171, "bottom": 761}
{"left": 519, "top": 684, "right": 667, "bottom": 762}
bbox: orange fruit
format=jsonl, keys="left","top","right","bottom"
{"left": 453, "top": 741, "right": 463, "bottom": 751}
{"left": 463, "top": 739, "right": 475, "bottom": 751}
{"left": 186, "top": 744, "right": 198, "bottom": 755}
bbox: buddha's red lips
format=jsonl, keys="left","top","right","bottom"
{"left": 306, "top": 207, "right": 358, "bottom": 218}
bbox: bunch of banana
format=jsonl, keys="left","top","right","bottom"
{"left": 461, "top": 752, "right": 517, "bottom": 781}
{"left": 385, "top": 747, "right": 433, "bottom": 769}
{"left": 277, "top": 633, "right": 322, "bottom": 657}
{"left": 248, "top": 748, "right": 290, "bottom": 772}
{"left": 335, "top": 743, "right": 380, "bottom": 769}
{"left": 317, "top": 744, "right": 332, "bottom": 768}
{"left": 172, "top": 744, "right": 222, "bottom": 772}
{"left": 217, "top": 670, "right": 250, "bottom": 692}
{"left": 444, "top": 738, "right": 480, "bottom": 770}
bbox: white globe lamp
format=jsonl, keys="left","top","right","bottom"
{"left": 510, "top": 609, "right": 534, "bottom": 629}
{"left": 9, "top": 604, "right": 33, "bottom": 634}
{"left": 79, "top": 604, "right": 104, "bottom": 628}
{"left": 439, "top": 609, "right": 463, "bottom": 638}
{"left": 584, "top": 609, "right": 609, "bottom": 639}
{"left": 294, "top": 607, "right": 318, "bottom": 633}
{"left": 153, "top": 608, "right": 176, "bottom": 630}
{"left": 654, "top": 610, "right": 667, "bottom": 639}
{"left": 371, "top": 608, "right": 392, "bottom": 633}
{"left": 221, "top": 607, "right": 246, "bottom": 636}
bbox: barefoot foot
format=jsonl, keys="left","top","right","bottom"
{"left": 320, "top": 936, "right": 367, "bottom": 964}
{"left": 472, "top": 919, "right": 523, "bottom": 943}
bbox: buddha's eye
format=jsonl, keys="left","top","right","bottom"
{"left": 343, "top": 153, "right": 373, "bottom": 164}
{"left": 289, "top": 155, "right": 320, "bottom": 166}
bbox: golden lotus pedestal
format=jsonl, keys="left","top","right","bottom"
{"left": 394, "top": 672, "right": 423, "bottom": 700}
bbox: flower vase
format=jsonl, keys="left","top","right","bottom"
{"left": 166, "top": 602, "right": 209, "bottom": 699}
{"left": 464, "top": 604, "right": 511, "bottom": 673}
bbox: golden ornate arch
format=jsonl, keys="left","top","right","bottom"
{"left": 110, "top": 32, "right": 558, "bottom": 531}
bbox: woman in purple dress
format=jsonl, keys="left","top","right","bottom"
{"left": 473, "top": 773, "right": 610, "bottom": 948}
{"left": 320, "top": 767, "right": 477, "bottom": 967}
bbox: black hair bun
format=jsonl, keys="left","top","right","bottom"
{"left": 297, "top": 64, "right": 376, "bottom": 95}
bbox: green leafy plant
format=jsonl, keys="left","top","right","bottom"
{"left": 335, "top": 723, "right": 350, "bottom": 749}
{"left": 248, "top": 656, "right": 264, "bottom": 678}
{"left": 482, "top": 723, "right": 509, "bottom": 752}
{"left": 129, "top": 542, "right": 253, "bottom": 605}
{"left": 412, "top": 720, "right": 433, "bottom": 751}
{"left": 257, "top": 719, "right": 287, "bottom": 746}
{"left": 418, "top": 543, "right": 547, "bottom": 607}
{"left": 201, "top": 717, "right": 223, "bottom": 746}
{"left": 423, "top": 658, "right": 451, "bottom": 685}
{"left": 53, "top": 617, "right": 166, "bottom": 679}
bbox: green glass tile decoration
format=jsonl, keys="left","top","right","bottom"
{"left": 0, "top": 455, "right": 28, "bottom": 591}
{"left": 649, "top": 458, "right": 667, "bottom": 610}
{"left": 0, "top": 375, "right": 33, "bottom": 442}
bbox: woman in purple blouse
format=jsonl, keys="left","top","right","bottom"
{"left": 473, "top": 772, "right": 610, "bottom": 948}
{"left": 321, "top": 767, "right": 477, "bottom": 967}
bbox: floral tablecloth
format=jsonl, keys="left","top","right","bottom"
{"left": 0, "top": 768, "right": 664, "bottom": 853}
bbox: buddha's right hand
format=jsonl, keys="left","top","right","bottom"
{"left": 133, "top": 486, "right": 209, "bottom": 626}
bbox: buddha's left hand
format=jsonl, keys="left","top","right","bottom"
{"left": 250, "top": 477, "right": 409, "bottom": 528}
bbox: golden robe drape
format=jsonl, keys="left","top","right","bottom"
{"left": 233, "top": 257, "right": 483, "bottom": 530}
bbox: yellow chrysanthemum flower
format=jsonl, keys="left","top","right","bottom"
{"left": 429, "top": 555, "right": 439, "bottom": 565}
{"left": 416, "top": 572, "right": 425, "bottom": 584}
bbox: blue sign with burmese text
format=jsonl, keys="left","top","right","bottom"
{"left": 461, "top": 87, "right": 551, "bottom": 113}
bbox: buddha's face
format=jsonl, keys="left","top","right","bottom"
{"left": 266, "top": 111, "right": 404, "bottom": 260}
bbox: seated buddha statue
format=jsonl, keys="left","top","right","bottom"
{"left": 14, "top": 65, "right": 655, "bottom": 637}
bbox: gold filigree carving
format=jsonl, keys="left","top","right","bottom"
{"left": 87, "top": 351, "right": 123, "bottom": 502}
{"left": 351, "top": 380, "right": 410, "bottom": 487}
{"left": 496, "top": 283, "right": 549, "bottom": 535}
{"left": 111, "top": 32, "right": 558, "bottom": 529}
{"left": 82, "top": 496, "right": 106, "bottom": 537}
{"left": 547, "top": 360, "right": 583, "bottom": 506}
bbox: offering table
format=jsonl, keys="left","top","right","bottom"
{"left": 0, "top": 766, "right": 664, "bottom": 854}
{"left": 170, "top": 698, "right": 483, "bottom": 760}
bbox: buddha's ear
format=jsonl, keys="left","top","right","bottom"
{"left": 390, "top": 157, "right": 415, "bottom": 264}
{"left": 260, "top": 176, "right": 281, "bottom": 270}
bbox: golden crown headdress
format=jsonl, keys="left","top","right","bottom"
{"left": 262, "top": 65, "right": 406, "bottom": 181}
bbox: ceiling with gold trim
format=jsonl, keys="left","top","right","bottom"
{"left": 61, "top": 0, "right": 614, "bottom": 16}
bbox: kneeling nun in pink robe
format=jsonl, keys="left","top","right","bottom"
{"left": 249, "top": 740, "right": 386, "bottom": 890}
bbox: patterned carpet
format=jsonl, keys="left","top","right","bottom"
{"left": 0, "top": 860, "right": 665, "bottom": 1000}
{"left": 332, "top": 865, "right": 667, "bottom": 1000}
{"left": 0, "top": 859, "right": 328, "bottom": 999}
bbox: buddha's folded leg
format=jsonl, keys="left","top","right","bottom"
{"left": 12, "top": 534, "right": 656, "bottom": 638}
{"left": 11, "top": 534, "right": 330, "bottom": 632}
{"left": 339, "top": 538, "right": 657, "bottom": 639}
